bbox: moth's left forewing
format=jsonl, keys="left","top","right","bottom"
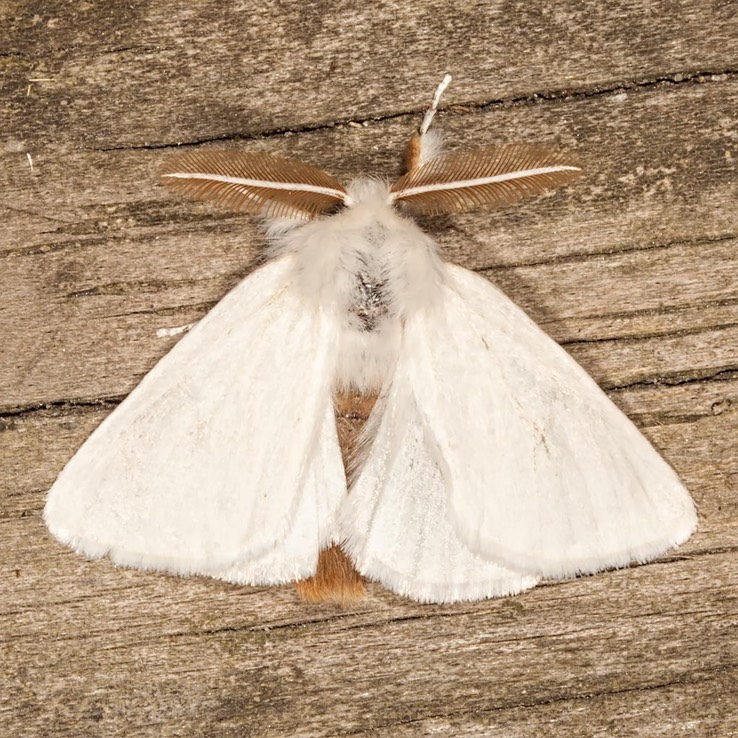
{"left": 44, "top": 257, "right": 346, "bottom": 582}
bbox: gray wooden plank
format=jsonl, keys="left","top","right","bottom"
{"left": 1, "top": 550, "right": 735, "bottom": 737}
{"left": 1, "top": 0, "right": 737, "bottom": 736}
{"left": 2, "top": 0, "right": 736, "bottom": 148}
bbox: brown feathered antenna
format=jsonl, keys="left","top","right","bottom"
{"left": 391, "top": 144, "right": 582, "bottom": 215}
{"left": 161, "top": 150, "right": 348, "bottom": 220}
{"left": 393, "top": 75, "right": 582, "bottom": 215}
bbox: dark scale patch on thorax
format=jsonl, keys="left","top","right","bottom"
{"left": 349, "top": 271, "right": 389, "bottom": 331}
{"left": 348, "top": 224, "right": 391, "bottom": 332}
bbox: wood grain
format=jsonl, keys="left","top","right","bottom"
{"left": 1, "top": 0, "right": 736, "bottom": 736}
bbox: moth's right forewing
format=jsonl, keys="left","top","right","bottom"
{"left": 402, "top": 264, "right": 696, "bottom": 578}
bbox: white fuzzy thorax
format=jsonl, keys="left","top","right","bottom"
{"left": 267, "top": 179, "right": 445, "bottom": 392}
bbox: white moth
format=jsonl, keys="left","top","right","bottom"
{"left": 44, "top": 77, "right": 697, "bottom": 604}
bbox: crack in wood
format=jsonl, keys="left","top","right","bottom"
{"left": 64, "top": 276, "right": 230, "bottom": 299}
{"left": 92, "top": 69, "right": 738, "bottom": 153}
{"left": 0, "top": 213, "right": 261, "bottom": 259}
{"left": 606, "top": 367, "right": 738, "bottom": 392}
{"left": 0, "top": 397, "right": 124, "bottom": 419}
{"left": 561, "top": 320, "right": 738, "bottom": 348}
{"left": 568, "top": 295, "right": 738, "bottom": 325}
{"left": 340, "top": 664, "right": 738, "bottom": 735}
{"left": 477, "top": 68, "right": 738, "bottom": 111}
{"left": 475, "top": 232, "right": 737, "bottom": 272}
{"left": 104, "top": 301, "right": 215, "bottom": 320}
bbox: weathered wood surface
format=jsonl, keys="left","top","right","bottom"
{"left": 1, "top": 0, "right": 736, "bottom": 736}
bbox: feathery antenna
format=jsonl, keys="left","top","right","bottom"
{"left": 392, "top": 144, "right": 582, "bottom": 215}
{"left": 161, "top": 150, "right": 348, "bottom": 220}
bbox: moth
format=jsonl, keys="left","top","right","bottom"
{"left": 44, "top": 77, "right": 697, "bottom": 604}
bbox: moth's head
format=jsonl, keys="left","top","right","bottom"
{"left": 344, "top": 178, "right": 392, "bottom": 210}
{"left": 160, "top": 76, "right": 582, "bottom": 223}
